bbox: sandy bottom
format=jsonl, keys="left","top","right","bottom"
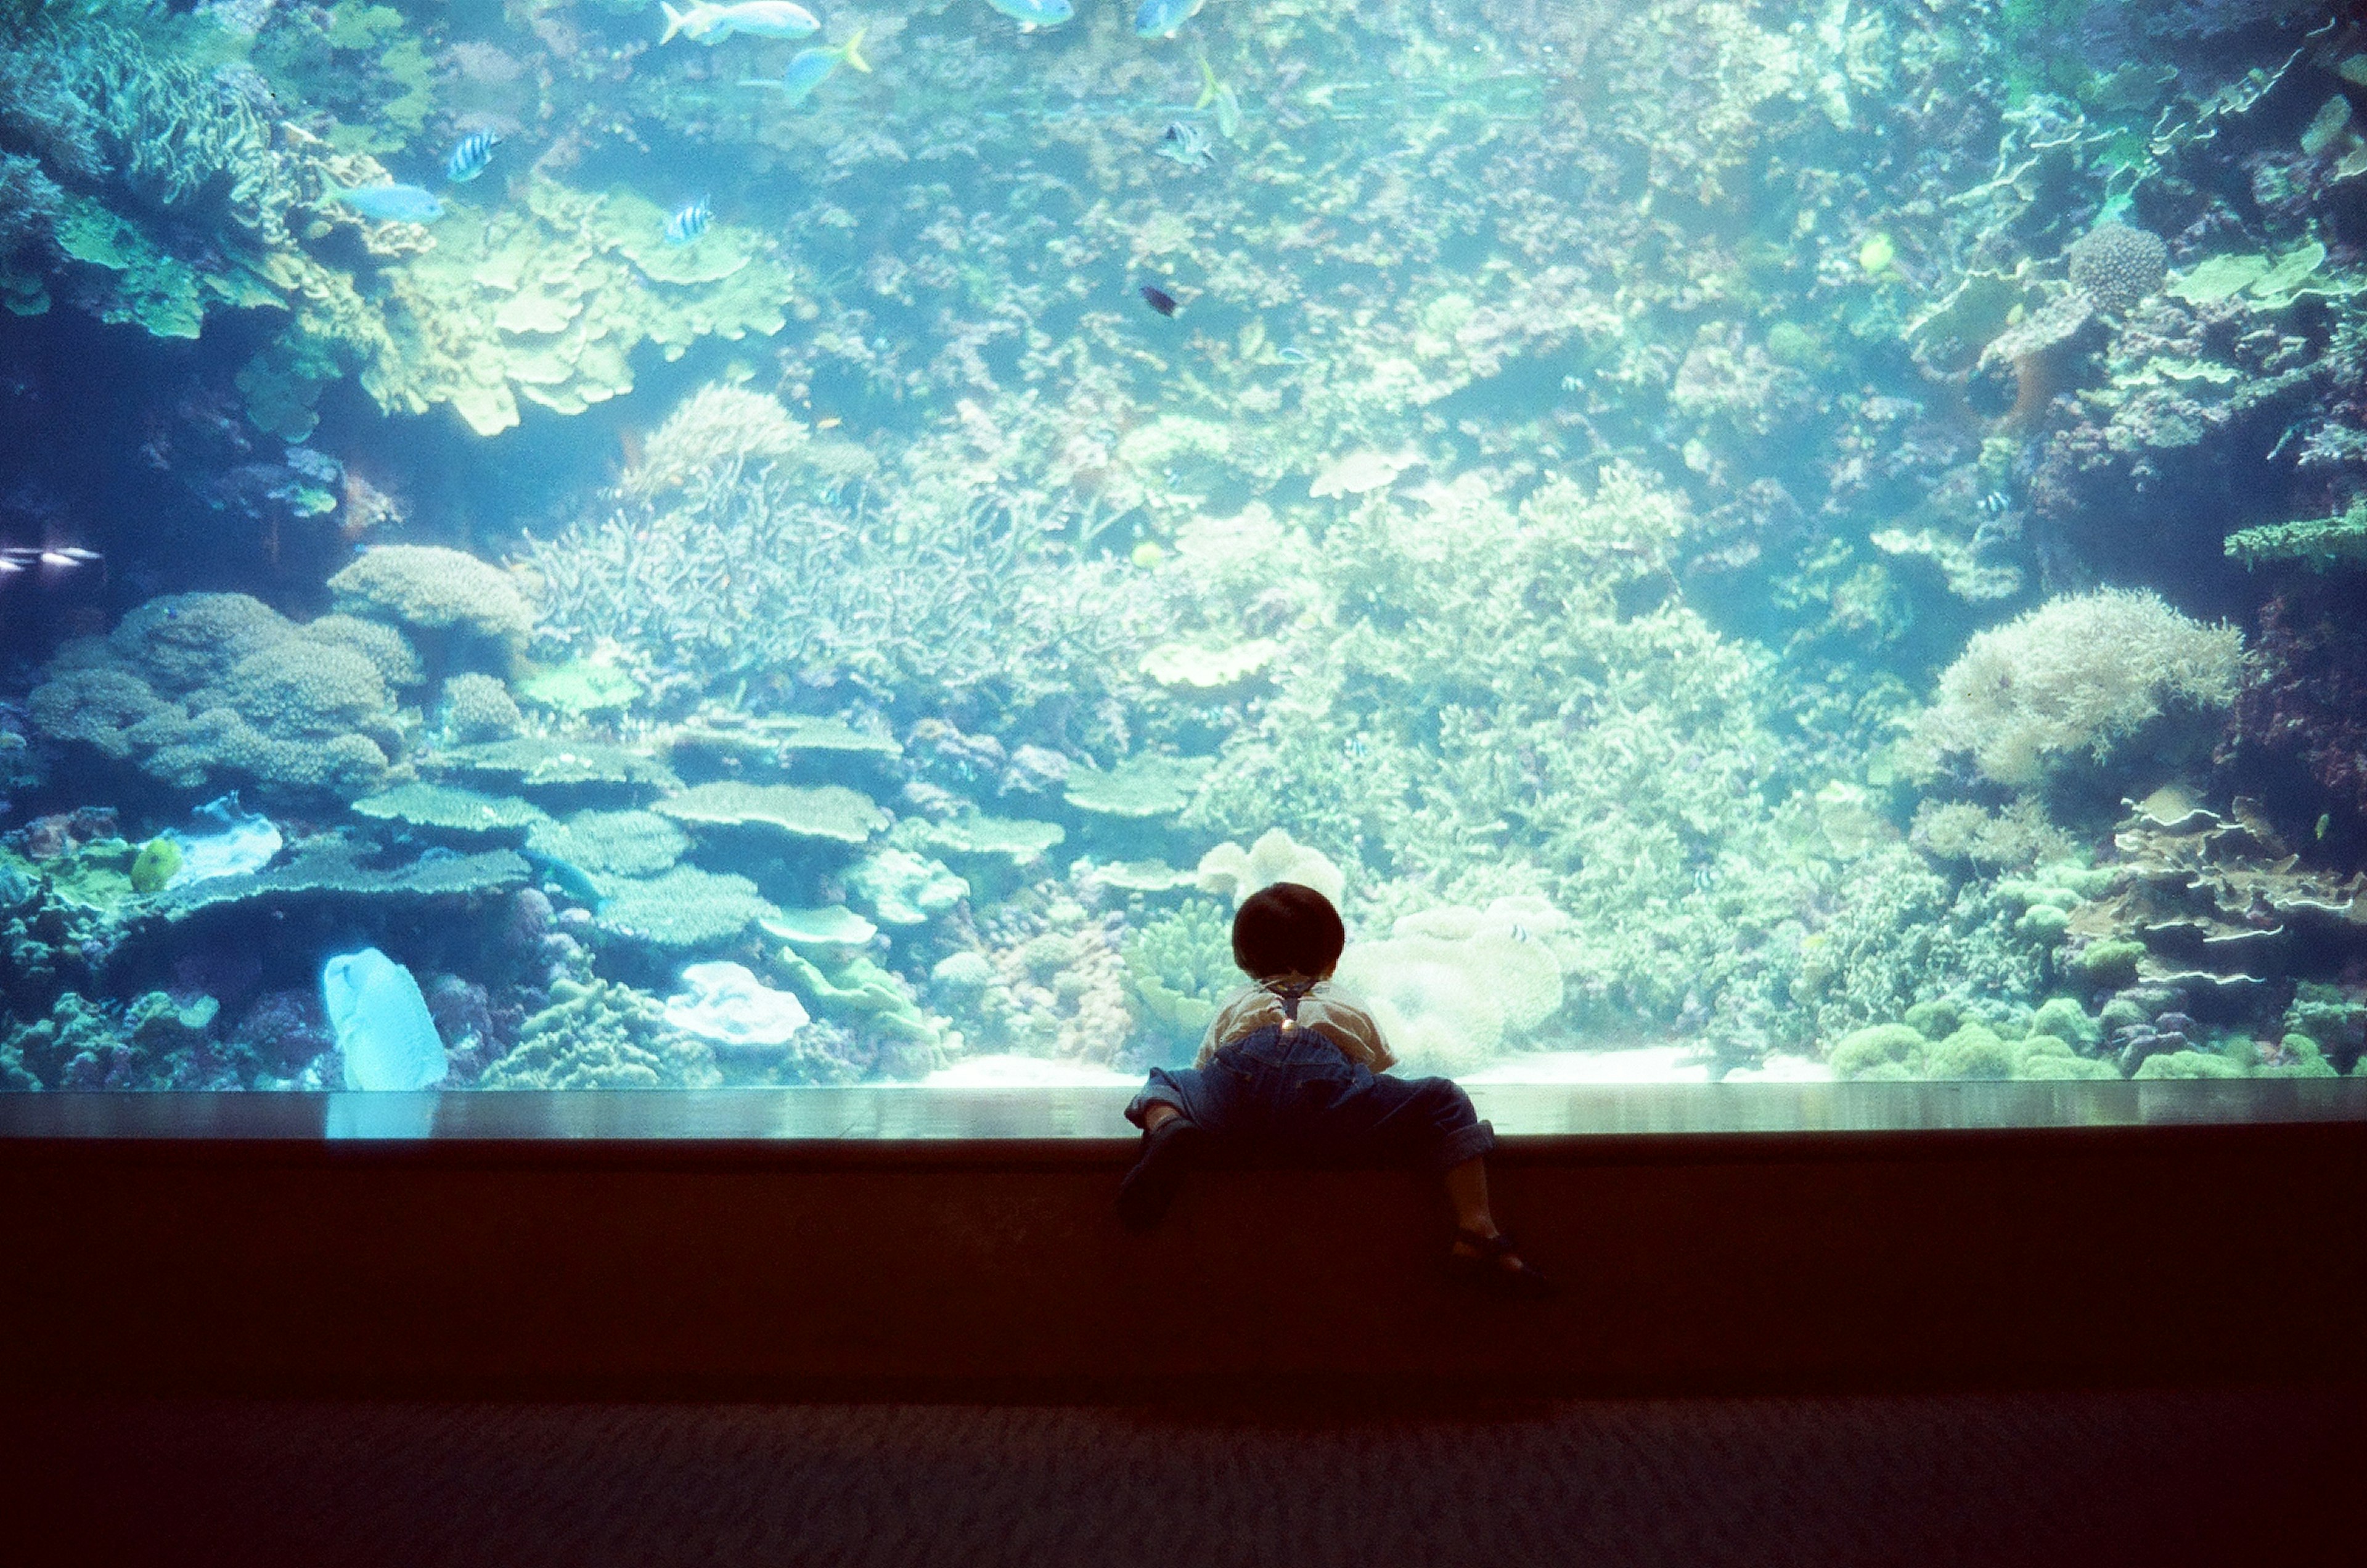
{"left": 1465, "top": 1047, "right": 1833, "bottom": 1085}
{"left": 921, "top": 1053, "right": 1143, "bottom": 1088}
{"left": 920, "top": 1047, "right": 1834, "bottom": 1090}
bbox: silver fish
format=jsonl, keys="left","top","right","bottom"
{"left": 330, "top": 183, "right": 445, "bottom": 224}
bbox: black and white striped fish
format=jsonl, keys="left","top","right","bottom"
{"left": 664, "top": 195, "right": 713, "bottom": 247}
{"left": 1975, "top": 489, "right": 2011, "bottom": 516}
{"left": 444, "top": 131, "right": 501, "bottom": 184}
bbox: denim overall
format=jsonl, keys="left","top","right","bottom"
{"left": 1126, "top": 980, "right": 1495, "bottom": 1173}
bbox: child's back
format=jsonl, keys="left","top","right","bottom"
{"left": 1197, "top": 975, "right": 1395, "bottom": 1072}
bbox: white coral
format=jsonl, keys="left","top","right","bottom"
{"left": 1908, "top": 589, "right": 2241, "bottom": 790}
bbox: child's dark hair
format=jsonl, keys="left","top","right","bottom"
{"left": 1231, "top": 882, "right": 1346, "bottom": 980}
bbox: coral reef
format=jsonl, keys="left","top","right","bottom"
{"left": 1905, "top": 591, "right": 2242, "bottom": 791}
{"left": 329, "top": 545, "right": 535, "bottom": 645}
{"left": 478, "top": 978, "right": 721, "bottom": 1090}
{"left": 6, "top": 0, "right": 2366, "bottom": 1095}
{"left": 2066, "top": 224, "right": 2170, "bottom": 314}
{"left": 30, "top": 594, "right": 420, "bottom": 799}
{"left": 1121, "top": 899, "right": 1235, "bottom": 1058}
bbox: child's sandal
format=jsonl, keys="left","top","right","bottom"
{"left": 1445, "top": 1227, "right": 1556, "bottom": 1299}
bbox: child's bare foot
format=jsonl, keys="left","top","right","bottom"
{"left": 1447, "top": 1228, "right": 1555, "bottom": 1298}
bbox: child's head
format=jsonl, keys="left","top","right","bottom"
{"left": 1231, "top": 881, "right": 1346, "bottom": 981}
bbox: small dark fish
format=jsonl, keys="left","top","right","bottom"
{"left": 1976, "top": 489, "right": 2010, "bottom": 515}
{"left": 445, "top": 131, "right": 502, "bottom": 183}
{"left": 1140, "top": 285, "right": 1178, "bottom": 317}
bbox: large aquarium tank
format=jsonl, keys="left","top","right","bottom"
{"left": 1, "top": 0, "right": 2363, "bottom": 1100}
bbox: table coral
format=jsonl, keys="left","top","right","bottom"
{"left": 652, "top": 782, "right": 886, "bottom": 849}
{"left": 526, "top": 811, "right": 691, "bottom": 880}
{"left": 595, "top": 865, "right": 780, "bottom": 951}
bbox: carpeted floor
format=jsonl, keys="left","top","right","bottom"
{"left": 5, "top": 1386, "right": 2357, "bottom": 1567}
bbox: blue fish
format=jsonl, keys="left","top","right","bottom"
{"left": 521, "top": 851, "right": 608, "bottom": 914}
{"left": 330, "top": 183, "right": 445, "bottom": 224}
{"left": 740, "top": 27, "right": 870, "bottom": 105}
{"left": 444, "top": 131, "right": 502, "bottom": 183}
{"left": 664, "top": 195, "right": 713, "bottom": 246}
{"left": 984, "top": 0, "right": 1073, "bottom": 27}
{"left": 1133, "top": 0, "right": 1204, "bottom": 39}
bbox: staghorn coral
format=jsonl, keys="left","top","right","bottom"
{"left": 1905, "top": 590, "right": 2242, "bottom": 791}
{"left": 525, "top": 382, "right": 1172, "bottom": 732}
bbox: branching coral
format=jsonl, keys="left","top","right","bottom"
{"left": 525, "top": 383, "right": 1174, "bottom": 730}
{"left": 1905, "top": 590, "right": 2242, "bottom": 790}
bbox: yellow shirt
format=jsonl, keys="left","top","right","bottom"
{"left": 1195, "top": 977, "right": 1397, "bottom": 1073}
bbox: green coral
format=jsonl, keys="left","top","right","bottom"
{"left": 2225, "top": 499, "right": 2367, "bottom": 573}
{"left": 1122, "top": 899, "right": 1235, "bottom": 1053}
{"left": 1065, "top": 754, "right": 1214, "bottom": 819}
{"left": 479, "top": 978, "right": 721, "bottom": 1089}
{"left": 652, "top": 782, "right": 885, "bottom": 848}
{"left": 596, "top": 865, "right": 779, "bottom": 949}
{"left": 364, "top": 179, "right": 794, "bottom": 436}
{"left": 771, "top": 947, "right": 941, "bottom": 1047}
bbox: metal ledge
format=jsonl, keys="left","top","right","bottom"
{"left": 2, "top": 1077, "right": 2363, "bottom": 1145}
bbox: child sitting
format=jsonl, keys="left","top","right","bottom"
{"left": 1118, "top": 881, "right": 1550, "bottom": 1296}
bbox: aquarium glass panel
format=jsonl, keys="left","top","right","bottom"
{"left": 2, "top": 0, "right": 2364, "bottom": 1100}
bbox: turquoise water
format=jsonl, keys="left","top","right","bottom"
{"left": 0, "top": 0, "right": 2363, "bottom": 1093}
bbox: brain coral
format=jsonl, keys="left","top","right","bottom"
{"left": 329, "top": 545, "right": 536, "bottom": 643}
{"left": 2066, "top": 223, "right": 2169, "bottom": 313}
